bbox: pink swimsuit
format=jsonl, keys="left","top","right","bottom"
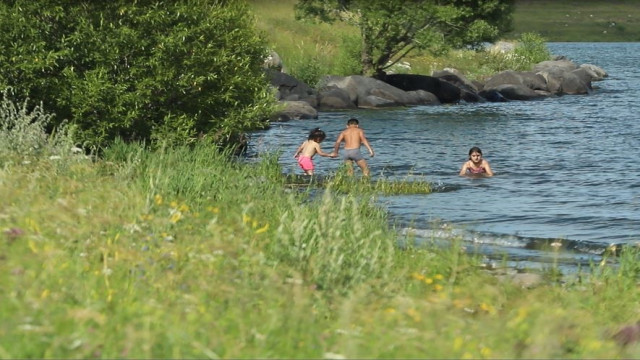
{"left": 467, "top": 166, "right": 486, "bottom": 174}
{"left": 297, "top": 156, "right": 314, "bottom": 171}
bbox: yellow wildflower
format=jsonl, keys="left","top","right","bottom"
{"left": 154, "top": 194, "right": 163, "bottom": 205}
{"left": 170, "top": 212, "right": 182, "bottom": 223}
{"left": 411, "top": 272, "right": 425, "bottom": 281}
{"left": 255, "top": 224, "right": 270, "bottom": 234}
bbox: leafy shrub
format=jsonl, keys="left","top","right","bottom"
{"left": 512, "top": 32, "right": 551, "bottom": 67}
{"left": 0, "top": 88, "right": 76, "bottom": 164}
{"left": 0, "top": 0, "right": 276, "bottom": 150}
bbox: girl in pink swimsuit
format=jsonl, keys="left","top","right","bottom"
{"left": 293, "top": 128, "right": 335, "bottom": 175}
{"left": 459, "top": 146, "right": 494, "bottom": 177}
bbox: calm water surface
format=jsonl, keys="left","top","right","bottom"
{"left": 249, "top": 43, "right": 640, "bottom": 270}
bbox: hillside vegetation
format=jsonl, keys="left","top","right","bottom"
{"left": 509, "top": 0, "right": 640, "bottom": 42}
{"left": 247, "top": 0, "right": 639, "bottom": 82}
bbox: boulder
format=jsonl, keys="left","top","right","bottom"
{"left": 316, "top": 86, "right": 356, "bottom": 110}
{"left": 275, "top": 100, "right": 318, "bottom": 120}
{"left": 478, "top": 89, "right": 508, "bottom": 102}
{"left": 263, "top": 50, "right": 283, "bottom": 72}
{"left": 381, "top": 74, "right": 462, "bottom": 103}
{"left": 580, "top": 64, "right": 608, "bottom": 81}
{"left": 318, "top": 75, "right": 437, "bottom": 108}
{"left": 265, "top": 69, "right": 317, "bottom": 107}
{"left": 492, "top": 84, "right": 545, "bottom": 101}
{"left": 533, "top": 59, "right": 578, "bottom": 73}
{"left": 561, "top": 71, "right": 591, "bottom": 95}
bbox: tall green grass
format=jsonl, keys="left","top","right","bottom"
{"left": 2, "top": 93, "right": 640, "bottom": 357}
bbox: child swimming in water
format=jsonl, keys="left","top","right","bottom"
{"left": 294, "top": 128, "right": 335, "bottom": 175}
{"left": 459, "top": 146, "right": 494, "bottom": 177}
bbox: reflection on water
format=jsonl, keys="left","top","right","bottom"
{"left": 248, "top": 43, "right": 640, "bottom": 269}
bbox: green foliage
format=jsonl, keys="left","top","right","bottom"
{"left": 0, "top": 88, "right": 77, "bottom": 165}
{"left": 512, "top": 32, "right": 552, "bottom": 67}
{"left": 294, "top": 0, "right": 515, "bottom": 76}
{"left": 0, "top": 0, "right": 276, "bottom": 150}
{"left": 1, "top": 140, "right": 640, "bottom": 357}
{"left": 334, "top": 33, "right": 364, "bottom": 76}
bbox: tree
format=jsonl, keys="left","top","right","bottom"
{"left": 295, "top": 0, "right": 515, "bottom": 77}
{"left": 0, "top": 0, "right": 276, "bottom": 149}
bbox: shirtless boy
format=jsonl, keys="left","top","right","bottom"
{"left": 332, "top": 118, "right": 375, "bottom": 176}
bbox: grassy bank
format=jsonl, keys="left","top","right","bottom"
{"left": 1, "top": 136, "right": 640, "bottom": 357}
{"left": 510, "top": 0, "right": 640, "bottom": 42}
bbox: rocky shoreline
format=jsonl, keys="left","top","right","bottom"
{"left": 264, "top": 51, "right": 608, "bottom": 121}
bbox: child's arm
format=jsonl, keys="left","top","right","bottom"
{"left": 483, "top": 160, "right": 494, "bottom": 176}
{"left": 459, "top": 161, "right": 469, "bottom": 176}
{"left": 360, "top": 131, "right": 374, "bottom": 157}
{"left": 294, "top": 141, "right": 306, "bottom": 158}
{"left": 333, "top": 132, "right": 345, "bottom": 155}
{"left": 315, "top": 143, "right": 333, "bottom": 157}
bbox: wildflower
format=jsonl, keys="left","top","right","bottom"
{"left": 4, "top": 227, "right": 24, "bottom": 240}
{"left": 411, "top": 272, "right": 425, "bottom": 281}
{"left": 170, "top": 211, "right": 182, "bottom": 224}
{"left": 243, "top": 214, "right": 250, "bottom": 224}
{"left": 178, "top": 204, "right": 189, "bottom": 213}
{"left": 434, "top": 274, "right": 444, "bottom": 280}
{"left": 433, "top": 284, "right": 444, "bottom": 292}
{"left": 170, "top": 201, "right": 178, "bottom": 208}
{"left": 424, "top": 278, "right": 434, "bottom": 284}
{"left": 480, "top": 347, "right": 491, "bottom": 358}
{"left": 255, "top": 224, "right": 269, "bottom": 234}
{"left": 154, "top": 194, "right": 163, "bottom": 205}
{"left": 453, "top": 337, "right": 464, "bottom": 351}
{"left": 407, "top": 308, "right": 421, "bottom": 322}
{"left": 207, "top": 206, "right": 220, "bottom": 214}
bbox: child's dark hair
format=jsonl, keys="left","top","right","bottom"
{"left": 468, "top": 146, "right": 483, "bottom": 157}
{"left": 347, "top": 118, "right": 359, "bottom": 126}
{"left": 308, "top": 128, "right": 326, "bottom": 142}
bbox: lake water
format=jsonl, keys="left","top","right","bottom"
{"left": 248, "top": 43, "right": 640, "bottom": 271}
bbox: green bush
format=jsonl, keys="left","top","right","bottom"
{"left": 0, "top": 88, "right": 76, "bottom": 165}
{"left": 0, "top": 0, "right": 276, "bottom": 150}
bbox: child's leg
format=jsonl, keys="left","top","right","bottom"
{"left": 356, "top": 159, "right": 370, "bottom": 176}
{"left": 345, "top": 160, "right": 354, "bottom": 176}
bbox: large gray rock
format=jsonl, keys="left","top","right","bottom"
{"left": 317, "top": 75, "right": 438, "bottom": 108}
{"left": 275, "top": 100, "right": 318, "bottom": 120}
{"left": 533, "top": 59, "right": 578, "bottom": 73}
{"left": 492, "top": 84, "right": 545, "bottom": 101}
{"left": 381, "top": 73, "right": 462, "bottom": 103}
{"left": 316, "top": 86, "right": 356, "bottom": 110}
{"left": 483, "top": 70, "right": 547, "bottom": 93}
{"left": 266, "top": 69, "right": 317, "bottom": 107}
{"left": 561, "top": 70, "right": 591, "bottom": 95}
{"left": 580, "top": 64, "right": 608, "bottom": 81}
